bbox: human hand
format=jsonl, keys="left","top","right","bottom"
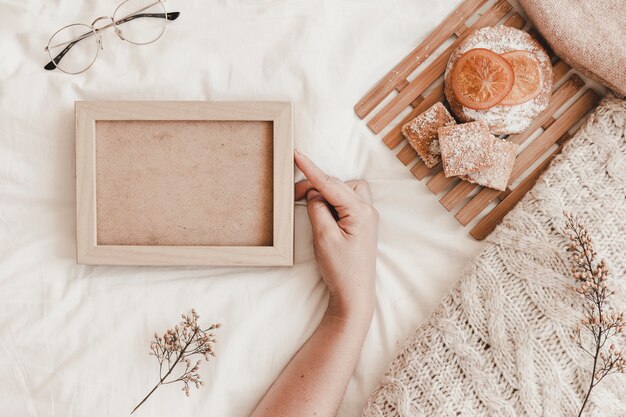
{"left": 250, "top": 153, "right": 378, "bottom": 417}
{"left": 294, "top": 151, "right": 379, "bottom": 320}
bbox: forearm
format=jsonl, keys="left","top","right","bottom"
{"left": 250, "top": 296, "right": 374, "bottom": 417}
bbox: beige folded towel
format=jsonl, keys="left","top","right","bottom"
{"left": 519, "top": 0, "right": 626, "bottom": 95}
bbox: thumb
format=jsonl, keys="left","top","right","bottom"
{"left": 306, "top": 190, "right": 338, "bottom": 237}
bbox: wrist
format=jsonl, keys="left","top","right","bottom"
{"left": 326, "top": 292, "right": 375, "bottom": 325}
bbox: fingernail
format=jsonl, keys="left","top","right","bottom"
{"left": 306, "top": 189, "right": 318, "bottom": 200}
{"left": 294, "top": 148, "right": 301, "bottom": 155}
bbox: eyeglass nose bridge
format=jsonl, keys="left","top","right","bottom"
{"left": 90, "top": 15, "right": 125, "bottom": 44}
{"left": 91, "top": 15, "right": 112, "bottom": 29}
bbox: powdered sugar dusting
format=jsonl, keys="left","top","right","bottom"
{"left": 438, "top": 120, "right": 496, "bottom": 177}
{"left": 444, "top": 26, "right": 553, "bottom": 135}
{"left": 429, "top": 139, "right": 440, "bottom": 157}
{"left": 464, "top": 137, "right": 519, "bottom": 191}
{"left": 402, "top": 102, "right": 456, "bottom": 168}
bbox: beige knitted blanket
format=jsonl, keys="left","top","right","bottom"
{"left": 363, "top": 95, "right": 626, "bottom": 417}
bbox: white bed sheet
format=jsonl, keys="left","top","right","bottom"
{"left": 0, "top": 0, "right": 487, "bottom": 415}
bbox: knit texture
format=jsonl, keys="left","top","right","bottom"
{"left": 363, "top": 95, "right": 626, "bottom": 417}
{"left": 519, "top": 0, "right": 626, "bottom": 96}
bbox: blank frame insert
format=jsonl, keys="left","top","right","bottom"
{"left": 95, "top": 120, "right": 273, "bottom": 247}
{"left": 75, "top": 101, "right": 293, "bottom": 266}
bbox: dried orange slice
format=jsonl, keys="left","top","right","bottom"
{"left": 450, "top": 48, "right": 514, "bottom": 110}
{"left": 500, "top": 50, "right": 542, "bottom": 105}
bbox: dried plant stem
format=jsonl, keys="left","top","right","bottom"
{"left": 131, "top": 310, "right": 220, "bottom": 415}
{"left": 570, "top": 219, "right": 603, "bottom": 417}
{"left": 577, "top": 310, "right": 601, "bottom": 417}
{"left": 564, "top": 213, "right": 625, "bottom": 417}
{"left": 581, "top": 355, "right": 598, "bottom": 415}
{"left": 131, "top": 380, "right": 163, "bottom": 415}
{"left": 131, "top": 329, "right": 198, "bottom": 414}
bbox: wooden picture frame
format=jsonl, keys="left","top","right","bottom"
{"left": 75, "top": 101, "right": 293, "bottom": 266}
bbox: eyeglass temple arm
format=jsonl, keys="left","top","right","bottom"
{"left": 44, "top": 39, "right": 81, "bottom": 70}
{"left": 115, "top": 11, "right": 179, "bottom": 25}
{"left": 44, "top": 12, "right": 180, "bottom": 71}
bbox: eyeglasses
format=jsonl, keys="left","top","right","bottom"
{"left": 44, "top": 0, "right": 180, "bottom": 74}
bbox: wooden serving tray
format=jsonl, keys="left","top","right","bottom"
{"left": 354, "top": 0, "right": 601, "bottom": 240}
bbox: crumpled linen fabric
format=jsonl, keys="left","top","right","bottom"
{"left": 0, "top": 0, "right": 487, "bottom": 416}
{"left": 363, "top": 95, "right": 626, "bottom": 416}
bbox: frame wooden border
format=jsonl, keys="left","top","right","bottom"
{"left": 75, "top": 101, "right": 293, "bottom": 266}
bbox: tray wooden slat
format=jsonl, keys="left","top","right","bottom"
{"left": 439, "top": 73, "right": 584, "bottom": 210}
{"left": 469, "top": 143, "right": 562, "bottom": 239}
{"left": 396, "top": 80, "right": 410, "bottom": 92}
{"left": 469, "top": 130, "right": 571, "bottom": 239}
{"left": 509, "top": 89, "right": 598, "bottom": 179}
{"left": 410, "top": 160, "right": 434, "bottom": 180}
{"left": 367, "top": 0, "right": 514, "bottom": 134}
{"left": 354, "top": 0, "right": 603, "bottom": 239}
{"left": 382, "top": 85, "right": 445, "bottom": 150}
{"left": 551, "top": 60, "right": 571, "bottom": 83}
{"left": 507, "top": 75, "right": 581, "bottom": 146}
{"left": 455, "top": 89, "right": 599, "bottom": 226}
{"left": 397, "top": 143, "right": 418, "bottom": 165}
{"left": 427, "top": 168, "right": 457, "bottom": 193}
{"left": 440, "top": 180, "right": 477, "bottom": 210}
{"left": 354, "top": 0, "right": 488, "bottom": 119}
{"left": 411, "top": 162, "right": 441, "bottom": 180}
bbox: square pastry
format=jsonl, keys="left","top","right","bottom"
{"left": 463, "top": 138, "right": 518, "bottom": 191}
{"left": 438, "top": 120, "right": 495, "bottom": 177}
{"left": 401, "top": 102, "right": 456, "bottom": 168}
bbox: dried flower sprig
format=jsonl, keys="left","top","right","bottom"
{"left": 131, "top": 309, "right": 220, "bottom": 414}
{"left": 564, "top": 212, "right": 626, "bottom": 417}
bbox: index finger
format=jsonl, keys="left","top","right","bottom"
{"left": 294, "top": 151, "right": 357, "bottom": 207}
